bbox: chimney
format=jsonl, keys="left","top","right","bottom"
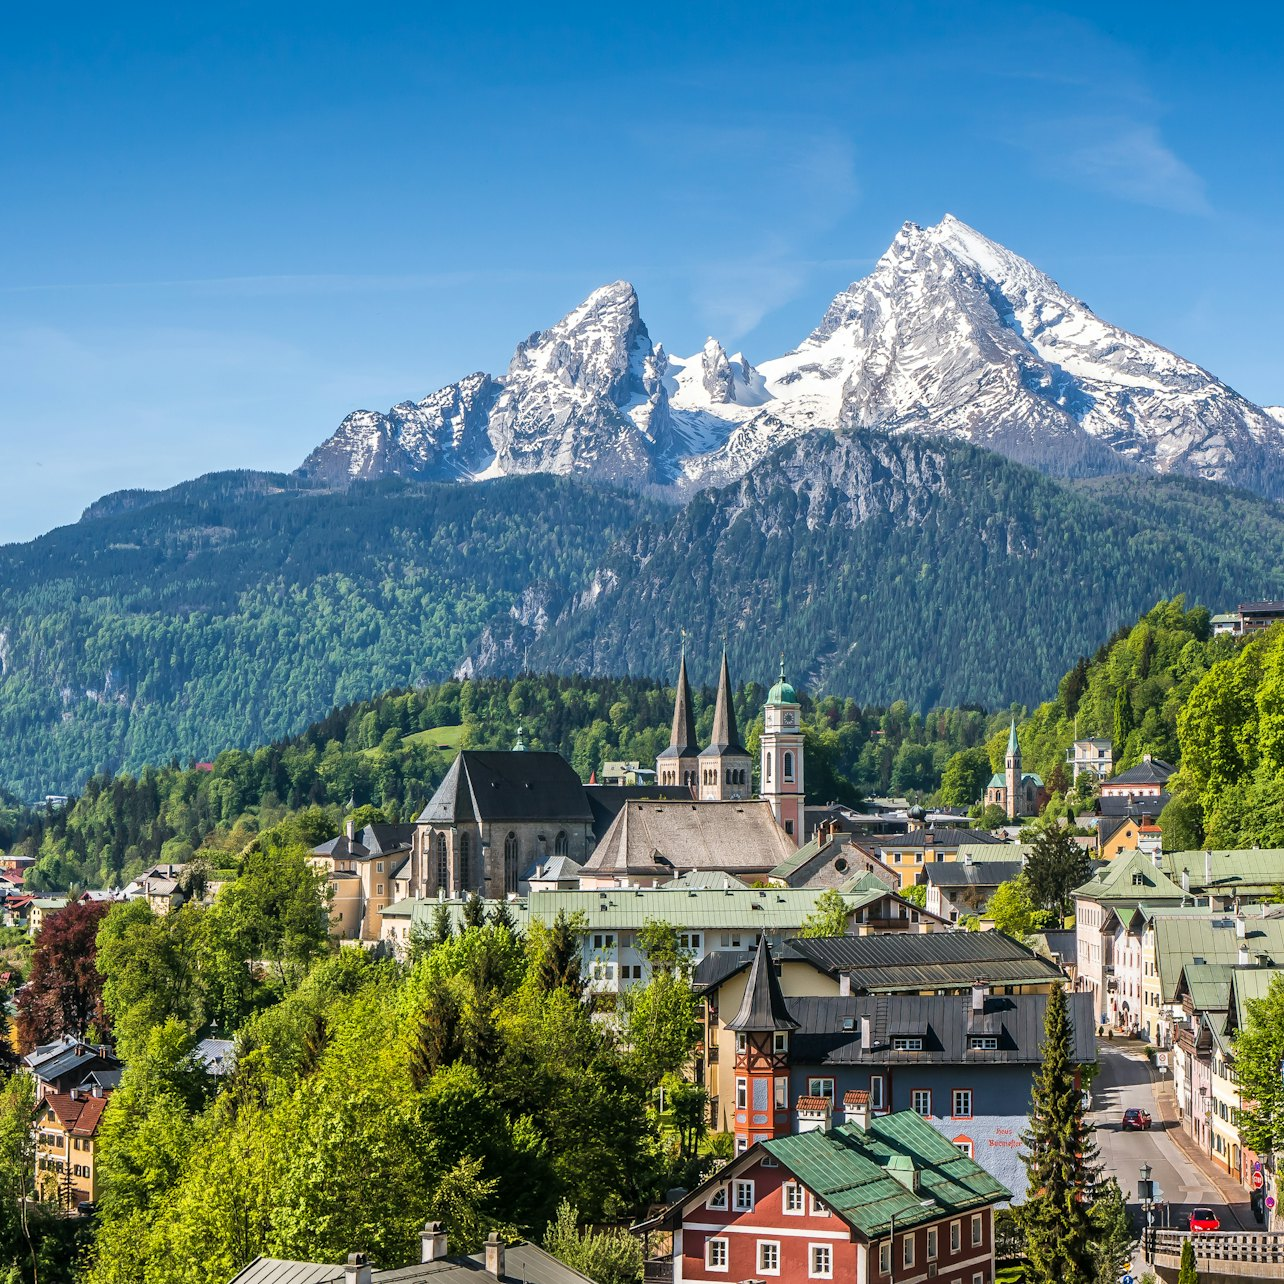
{"left": 859, "top": 1013, "right": 872, "bottom": 1047}
{"left": 1205, "top": 850, "right": 1212, "bottom": 885}
{"left": 1239, "top": 945, "right": 1251, "bottom": 967}
{"left": 843, "top": 1090, "right": 871, "bottom": 1130}
{"left": 1181, "top": 869, "right": 1190, "bottom": 894}
{"left": 886, "top": 1153, "right": 920, "bottom": 1192}
{"left": 346, "top": 819, "right": 356, "bottom": 843}
{"left": 421, "top": 1221, "right": 448, "bottom": 1263}
{"left": 840, "top": 973, "right": 852, "bottom": 998}
{"left": 485, "top": 1232, "right": 505, "bottom": 1279}
{"left": 345, "top": 1253, "right": 373, "bottom": 1284}
{"left": 1236, "top": 917, "right": 1247, "bottom": 939}
{"left": 91, "top": 1084, "right": 102, "bottom": 1098}
{"left": 971, "top": 981, "right": 988, "bottom": 1013}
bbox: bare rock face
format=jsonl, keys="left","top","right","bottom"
{"left": 299, "top": 217, "right": 1284, "bottom": 500}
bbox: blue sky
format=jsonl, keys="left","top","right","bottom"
{"left": 1, "top": 1, "right": 1281, "bottom": 543}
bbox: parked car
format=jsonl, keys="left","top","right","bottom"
{"left": 1121, "top": 1107, "right": 1152, "bottom": 1130}
{"left": 1189, "top": 1208, "right": 1221, "bottom": 1233}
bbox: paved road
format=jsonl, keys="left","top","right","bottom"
{"left": 1091, "top": 1043, "right": 1253, "bottom": 1232}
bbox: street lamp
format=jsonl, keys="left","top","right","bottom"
{"left": 887, "top": 1199, "right": 934, "bottom": 1284}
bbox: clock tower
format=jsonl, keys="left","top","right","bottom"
{"left": 761, "top": 659, "right": 804, "bottom": 844}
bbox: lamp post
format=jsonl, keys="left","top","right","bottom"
{"left": 887, "top": 1199, "right": 934, "bottom": 1284}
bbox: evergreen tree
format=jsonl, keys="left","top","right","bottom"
{"left": 532, "top": 913, "right": 584, "bottom": 998}
{"left": 488, "top": 900, "right": 517, "bottom": 933}
{"left": 462, "top": 893, "right": 486, "bottom": 930}
{"left": 1018, "top": 984, "right": 1099, "bottom": 1284}
{"left": 1177, "top": 1238, "right": 1199, "bottom": 1284}
{"left": 428, "top": 903, "right": 453, "bottom": 948}
{"left": 1024, "top": 826, "right": 1091, "bottom": 920}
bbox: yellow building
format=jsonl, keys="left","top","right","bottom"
{"left": 34, "top": 1088, "right": 109, "bottom": 1209}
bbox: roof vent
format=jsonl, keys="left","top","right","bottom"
{"left": 886, "top": 1153, "right": 920, "bottom": 1192}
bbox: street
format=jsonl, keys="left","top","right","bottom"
{"left": 1091, "top": 1043, "right": 1254, "bottom": 1232}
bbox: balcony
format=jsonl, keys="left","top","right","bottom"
{"left": 644, "top": 1261, "right": 674, "bottom": 1284}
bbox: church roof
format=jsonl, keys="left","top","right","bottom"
{"left": 581, "top": 799, "right": 796, "bottom": 878}
{"left": 726, "top": 936, "right": 800, "bottom": 1032}
{"left": 699, "top": 650, "right": 748, "bottom": 758}
{"left": 416, "top": 751, "right": 593, "bottom": 825}
{"left": 767, "top": 658, "right": 797, "bottom": 706}
{"left": 657, "top": 651, "right": 700, "bottom": 760}
{"left": 1006, "top": 718, "right": 1019, "bottom": 756}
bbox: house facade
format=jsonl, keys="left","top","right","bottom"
{"left": 34, "top": 1087, "right": 108, "bottom": 1209}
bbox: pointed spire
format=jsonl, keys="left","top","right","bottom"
{"left": 707, "top": 649, "right": 747, "bottom": 753}
{"left": 727, "top": 936, "right": 799, "bottom": 1032}
{"left": 659, "top": 647, "right": 699, "bottom": 758}
{"left": 1007, "top": 717, "right": 1019, "bottom": 758}
{"left": 514, "top": 722, "right": 526, "bottom": 751}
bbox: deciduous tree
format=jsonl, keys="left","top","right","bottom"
{"left": 17, "top": 900, "right": 111, "bottom": 1049}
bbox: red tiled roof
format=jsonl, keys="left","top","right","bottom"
{"left": 795, "top": 1096, "right": 833, "bottom": 1111}
{"left": 38, "top": 1090, "right": 110, "bottom": 1136}
{"left": 843, "top": 1090, "right": 870, "bottom": 1105}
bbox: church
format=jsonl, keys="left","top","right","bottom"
{"left": 983, "top": 719, "right": 1048, "bottom": 819}
{"left": 402, "top": 649, "right": 807, "bottom": 899}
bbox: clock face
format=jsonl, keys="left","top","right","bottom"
{"left": 784, "top": 713, "right": 793, "bottom": 725}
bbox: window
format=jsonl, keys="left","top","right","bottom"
{"left": 968, "top": 1036, "right": 998, "bottom": 1050}
{"left": 879, "top": 1242, "right": 891, "bottom": 1275}
{"left": 459, "top": 834, "right": 471, "bottom": 890}
{"left": 775, "top": 1077, "right": 788, "bottom": 1108}
{"left": 971, "top": 1215, "right": 983, "bottom": 1247}
{"left": 927, "top": 1228, "right": 938, "bottom": 1261}
{"left": 810, "top": 1192, "right": 830, "bottom": 1217}
{"left": 706, "top": 1186, "right": 728, "bottom": 1210}
{"left": 758, "top": 1241, "right": 780, "bottom": 1275}
{"left": 706, "top": 1238, "right": 729, "bottom": 1272}
{"left": 785, "top": 820, "right": 794, "bottom": 835}
{"left": 953, "top": 1090, "right": 973, "bottom": 1119}
{"left": 721, "top": 933, "right": 743, "bottom": 948}
{"left": 892, "top": 1036, "right": 924, "bottom": 1051}
{"left": 903, "top": 1235, "right": 914, "bottom": 1268}
{"left": 784, "top": 752, "right": 794, "bottom": 781}
{"left": 736, "top": 1079, "right": 747, "bottom": 1109}
{"left": 376, "top": 883, "right": 384, "bottom": 896}
{"left": 807, "top": 1077, "right": 835, "bottom": 1099}
{"left": 973, "top": 1275, "right": 985, "bottom": 1284}
{"left": 679, "top": 932, "right": 701, "bottom": 951}
{"left": 436, "top": 833, "right": 448, "bottom": 890}
{"left": 784, "top": 1182, "right": 805, "bottom": 1214}
{"left": 954, "top": 1135, "right": 974, "bottom": 1158}
{"left": 765, "top": 756, "right": 772, "bottom": 782}
{"left": 736, "top": 1032, "right": 748, "bottom": 1054}
{"left": 503, "top": 832, "right": 519, "bottom": 894}
{"left": 810, "top": 1245, "right": 833, "bottom": 1279}
{"left": 592, "top": 933, "right": 616, "bottom": 950}
{"left": 950, "top": 1221, "right": 961, "bottom": 1253}
{"left": 773, "top": 1031, "right": 790, "bottom": 1053}
{"left": 376, "top": 861, "right": 384, "bottom": 872}
{"left": 870, "top": 1075, "right": 885, "bottom": 1110}
{"left": 912, "top": 1089, "right": 932, "bottom": 1116}
{"left": 733, "top": 1180, "right": 755, "bottom": 1212}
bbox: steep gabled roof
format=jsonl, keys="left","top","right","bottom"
{"left": 657, "top": 651, "right": 699, "bottom": 760}
{"left": 726, "top": 936, "right": 799, "bottom": 1032}
{"left": 1105, "top": 756, "right": 1175, "bottom": 788}
{"left": 416, "top": 752, "right": 592, "bottom": 825}
{"left": 1073, "top": 849, "right": 1186, "bottom": 905}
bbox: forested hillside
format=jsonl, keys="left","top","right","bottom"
{"left": 3, "top": 434, "right": 1283, "bottom": 801}
{"left": 8, "top": 675, "right": 1001, "bottom": 892}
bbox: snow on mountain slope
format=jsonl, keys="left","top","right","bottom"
{"left": 1267, "top": 407, "right": 1284, "bottom": 429}
{"left": 300, "top": 217, "right": 1284, "bottom": 500}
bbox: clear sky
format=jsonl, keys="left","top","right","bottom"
{"left": 2, "top": 1, "right": 1281, "bottom": 544}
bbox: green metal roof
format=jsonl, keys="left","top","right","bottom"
{"left": 1229, "top": 967, "right": 1284, "bottom": 1029}
{"left": 1154, "top": 916, "right": 1284, "bottom": 1002}
{"left": 1160, "top": 848, "right": 1284, "bottom": 893}
{"left": 762, "top": 1110, "right": 1010, "bottom": 1238}
{"left": 384, "top": 885, "right": 869, "bottom": 933}
{"left": 1178, "top": 962, "right": 1236, "bottom": 1014}
{"left": 1074, "top": 850, "right": 1187, "bottom": 905}
{"left": 768, "top": 838, "right": 823, "bottom": 880}
{"left": 956, "top": 843, "right": 1031, "bottom": 864}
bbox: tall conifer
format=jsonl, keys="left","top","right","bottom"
{"left": 1018, "top": 983, "right": 1099, "bottom": 1284}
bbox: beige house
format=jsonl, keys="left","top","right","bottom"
{"left": 34, "top": 1087, "right": 109, "bottom": 1209}
{"left": 309, "top": 822, "right": 414, "bottom": 941}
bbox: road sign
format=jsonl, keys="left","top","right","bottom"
{"left": 1122, "top": 1275, "right": 1135, "bottom": 1284}
{"left": 1268, "top": 1195, "right": 1276, "bottom": 1210}
{"left": 1254, "top": 1169, "right": 1265, "bottom": 1190}
{"left": 1156, "top": 1052, "right": 1169, "bottom": 1069}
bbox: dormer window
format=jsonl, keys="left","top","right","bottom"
{"left": 773, "top": 1031, "right": 790, "bottom": 1053}
{"left": 892, "top": 1036, "right": 924, "bottom": 1051}
{"left": 968, "top": 1036, "right": 998, "bottom": 1050}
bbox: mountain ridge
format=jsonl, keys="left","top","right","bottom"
{"left": 300, "top": 215, "right": 1284, "bottom": 499}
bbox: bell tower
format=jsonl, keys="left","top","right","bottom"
{"left": 698, "top": 650, "right": 752, "bottom": 801}
{"left": 656, "top": 647, "right": 700, "bottom": 791}
{"left": 761, "top": 658, "right": 804, "bottom": 844}
{"left": 1004, "top": 718, "right": 1021, "bottom": 820}
{"left": 726, "top": 936, "right": 798, "bottom": 1153}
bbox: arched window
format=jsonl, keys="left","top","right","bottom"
{"left": 784, "top": 752, "right": 794, "bottom": 781}
{"left": 436, "top": 832, "right": 448, "bottom": 892}
{"left": 555, "top": 830, "right": 569, "bottom": 858}
{"left": 765, "top": 755, "right": 772, "bottom": 783}
{"left": 504, "top": 832, "right": 519, "bottom": 895}
{"left": 460, "top": 832, "right": 471, "bottom": 891}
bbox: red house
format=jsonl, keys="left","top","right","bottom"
{"left": 638, "top": 1104, "right": 1009, "bottom": 1284}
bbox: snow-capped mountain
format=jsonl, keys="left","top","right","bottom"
{"left": 299, "top": 216, "right": 1284, "bottom": 499}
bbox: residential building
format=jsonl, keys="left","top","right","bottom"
{"left": 1098, "top": 754, "right": 1175, "bottom": 801}
{"left": 923, "top": 859, "right": 1024, "bottom": 924}
{"left": 229, "top": 1225, "right": 593, "bottom": 1284}
{"left": 768, "top": 834, "right": 899, "bottom": 892}
{"left": 636, "top": 1107, "right": 1009, "bottom": 1284}
{"left": 598, "top": 760, "right": 656, "bottom": 785}
{"left": 24, "top": 1036, "right": 123, "bottom": 1094}
{"left": 28, "top": 897, "right": 67, "bottom": 937}
{"left": 33, "top": 1086, "right": 109, "bottom": 1209}
{"left": 308, "top": 821, "right": 414, "bottom": 940}
{"left": 869, "top": 830, "right": 1011, "bottom": 893}
{"left": 1158, "top": 847, "right": 1284, "bottom": 907}
{"left": 1239, "top": 601, "right": 1284, "bottom": 634}
{"left": 1066, "top": 738, "right": 1113, "bottom": 784}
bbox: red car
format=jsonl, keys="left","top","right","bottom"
{"left": 1189, "top": 1208, "right": 1221, "bottom": 1233}
{"left": 1121, "top": 1108, "right": 1152, "bottom": 1130}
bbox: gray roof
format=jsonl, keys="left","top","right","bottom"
{"left": 877, "top": 829, "right": 1008, "bottom": 851}
{"left": 417, "top": 752, "right": 593, "bottom": 825}
{"left": 1106, "top": 756, "right": 1175, "bottom": 787}
{"left": 726, "top": 937, "right": 800, "bottom": 1032}
{"left": 698, "top": 650, "right": 748, "bottom": 758}
{"left": 582, "top": 783, "right": 694, "bottom": 842}
{"left": 229, "top": 1243, "right": 594, "bottom": 1284}
{"left": 787, "top": 991, "right": 1097, "bottom": 1067}
{"left": 524, "top": 855, "right": 584, "bottom": 883}
{"left": 657, "top": 651, "right": 699, "bottom": 760}
{"left": 581, "top": 799, "right": 796, "bottom": 879}
{"left": 786, "top": 931, "right": 1066, "bottom": 992}
{"left": 922, "top": 861, "right": 1024, "bottom": 888}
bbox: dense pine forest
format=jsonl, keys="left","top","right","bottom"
{"left": 2, "top": 434, "right": 1284, "bottom": 800}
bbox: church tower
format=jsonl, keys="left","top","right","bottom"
{"left": 761, "top": 659, "right": 804, "bottom": 843}
{"left": 727, "top": 936, "right": 798, "bottom": 1153}
{"left": 656, "top": 649, "right": 700, "bottom": 790}
{"left": 1004, "top": 717, "right": 1021, "bottom": 820}
{"left": 698, "top": 650, "right": 752, "bottom": 801}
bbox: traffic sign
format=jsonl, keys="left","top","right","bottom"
{"left": 1254, "top": 1169, "right": 1265, "bottom": 1190}
{"left": 1268, "top": 1195, "right": 1276, "bottom": 1210}
{"left": 1156, "top": 1052, "right": 1169, "bottom": 1070}
{"left": 1122, "top": 1275, "right": 1135, "bottom": 1284}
